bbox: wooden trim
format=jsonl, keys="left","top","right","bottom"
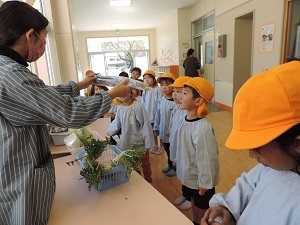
{"left": 281, "top": 0, "right": 292, "bottom": 63}
{"left": 214, "top": 101, "right": 233, "bottom": 112}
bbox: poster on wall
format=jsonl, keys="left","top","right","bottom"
{"left": 260, "top": 23, "right": 275, "bottom": 53}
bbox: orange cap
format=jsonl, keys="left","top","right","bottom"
{"left": 143, "top": 69, "right": 156, "bottom": 78}
{"left": 157, "top": 73, "right": 176, "bottom": 83}
{"left": 183, "top": 77, "right": 214, "bottom": 118}
{"left": 226, "top": 61, "right": 300, "bottom": 150}
{"left": 169, "top": 76, "right": 191, "bottom": 88}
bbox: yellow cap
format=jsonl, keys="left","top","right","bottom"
{"left": 169, "top": 76, "right": 191, "bottom": 88}
{"left": 226, "top": 61, "right": 300, "bottom": 150}
{"left": 183, "top": 77, "right": 214, "bottom": 118}
{"left": 143, "top": 69, "right": 156, "bottom": 78}
{"left": 157, "top": 73, "right": 176, "bottom": 83}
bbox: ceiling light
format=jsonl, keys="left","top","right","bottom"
{"left": 110, "top": 0, "right": 131, "bottom": 7}
{"left": 111, "top": 23, "right": 125, "bottom": 29}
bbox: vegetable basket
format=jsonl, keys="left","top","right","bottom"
{"left": 76, "top": 145, "right": 130, "bottom": 191}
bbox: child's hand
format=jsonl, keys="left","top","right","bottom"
{"left": 201, "top": 205, "right": 236, "bottom": 225}
{"left": 104, "top": 112, "right": 115, "bottom": 119}
{"left": 199, "top": 187, "right": 207, "bottom": 195}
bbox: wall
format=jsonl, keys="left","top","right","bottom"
{"left": 178, "top": 8, "right": 192, "bottom": 76}
{"left": 50, "top": 0, "right": 78, "bottom": 84}
{"left": 156, "top": 11, "right": 179, "bottom": 66}
{"left": 76, "top": 29, "right": 156, "bottom": 75}
{"left": 189, "top": 0, "right": 285, "bottom": 107}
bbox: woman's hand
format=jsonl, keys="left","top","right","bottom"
{"left": 107, "top": 79, "right": 131, "bottom": 99}
{"left": 199, "top": 187, "right": 207, "bottom": 195}
{"left": 76, "top": 70, "right": 97, "bottom": 90}
{"left": 201, "top": 206, "right": 236, "bottom": 225}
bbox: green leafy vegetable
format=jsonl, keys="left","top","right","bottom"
{"left": 66, "top": 139, "right": 145, "bottom": 191}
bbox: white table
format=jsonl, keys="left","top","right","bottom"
{"left": 48, "top": 155, "right": 192, "bottom": 225}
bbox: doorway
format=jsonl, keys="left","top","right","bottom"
{"left": 233, "top": 12, "right": 254, "bottom": 101}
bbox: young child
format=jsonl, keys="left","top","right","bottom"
{"left": 107, "top": 88, "right": 155, "bottom": 183}
{"left": 141, "top": 69, "right": 163, "bottom": 152}
{"left": 168, "top": 76, "right": 192, "bottom": 210}
{"left": 201, "top": 61, "right": 300, "bottom": 225}
{"left": 176, "top": 77, "right": 220, "bottom": 225}
{"left": 153, "top": 73, "right": 177, "bottom": 167}
{"left": 130, "top": 67, "right": 142, "bottom": 80}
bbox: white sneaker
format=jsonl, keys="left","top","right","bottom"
{"left": 179, "top": 200, "right": 191, "bottom": 210}
{"left": 174, "top": 196, "right": 186, "bottom": 205}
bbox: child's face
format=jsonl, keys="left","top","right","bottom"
{"left": 180, "top": 86, "right": 200, "bottom": 111}
{"left": 172, "top": 87, "right": 183, "bottom": 104}
{"left": 116, "top": 89, "right": 134, "bottom": 104}
{"left": 131, "top": 71, "right": 140, "bottom": 80}
{"left": 159, "top": 80, "right": 173, "bottom": 97}
{"left": 143, "top": 74, "right": 155, "bottom": 87}
{"left": 94, "top": 86, "right": 102, "bottom": 93}
{"left": 249, "top": 142, "right": 296, "bottom": 171}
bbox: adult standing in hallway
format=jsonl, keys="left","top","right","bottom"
{"left": 0, "top": 2, "right": 131, "bottom": 225}
{"left": 183, "top": 48, "right": 202, "bottom": 77}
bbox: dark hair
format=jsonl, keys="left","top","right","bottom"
{"left": 273, "top": 123, "right": 300, "bottom": 174}
{"left": 119, "top": 72, "right": 129, "bottom": 77}
{"left": 187, "top": 48, "right": 195, "bottom": 57}
{"left": 183, "top": 85, "right": 200, "bottom": 99}
{"left": 0, "top": 1, "right": 49, "bottom": 46}
{"left": 91, "top": 84, "right": 108, "bottom": 95}
{"left": 158, "top": 78, "right": 174, "bottom": 85}
{"left": 131, "top": 67, "right": 142, "bottom": 76}
{"left": 143, "top": 74, "right": 157, "bottom": 86}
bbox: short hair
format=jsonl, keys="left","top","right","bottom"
{"left": 0, "top": 1, "right": 49, "bottom": 46}
{"left": 187, "top": 48, "right": 195, "bottom": 57}
{"left": 131, "top": 67, "right": 142, "bottom": 75}
{"left": 158, "top": 77, "right": 174, "bottom": 85}
{"left": 119, "top": 72, "right": 129, "bottom": 77}
{"left": 184, "top": 85, "right": 200, "bottom": 99}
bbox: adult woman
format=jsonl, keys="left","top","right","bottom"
{"left": 201, "top": 61, "right": 300, "bottom": 225}
{"left": 0, "top": 2, "right": 130, "bottom": 225}
{"left": 183, "top": 48, "right": 202, "bottom": 77}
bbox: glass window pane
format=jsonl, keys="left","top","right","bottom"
{"left": 205, "top": 41, "right": 213, "bottom": 64}
{"left": 203, "top": 14, "right": 214, "bottom": 31}
{"left": 87, "top": 36, "right": 150, "bottom": 76}
{"left": 193, "top": 20, "right": 202, "bottom": 37}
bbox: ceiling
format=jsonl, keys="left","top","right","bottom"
{"left": 70, "top": 0, "right": 200, "bottom": 32}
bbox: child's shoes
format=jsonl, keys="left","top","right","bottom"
{"left": 174, "top": 196, "right": 186, "bottom": 205}
{"left": 179, "top": 200, "right": 192, "bottom": 210}
{"left": 166, "top": 169, "right": 176, "bottom": 177}
{"left": 150, "top": 145, "right": 158, "bottom": 154}
{"left": 154, "top": 146, "right": 164, "bottom": 154}
{"left": 162, "top": 165, "right": 172, "bottom": 173}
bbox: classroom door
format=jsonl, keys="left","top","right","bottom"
{"left": 202, "top": 31, "right": 215, "bottom": 93}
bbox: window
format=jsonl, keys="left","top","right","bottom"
{"left": 86, "top": 36, "right": 150, "bottom": 76}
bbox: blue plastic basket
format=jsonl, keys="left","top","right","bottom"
{"left": 76, "top": 145, "right": 130, "bottom": 191}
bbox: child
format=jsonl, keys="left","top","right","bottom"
{"left": 168, "top": 76, "right": 192, "bottom": 210}
{"left": 153, "top": 73, "right": 177, "bottom": 167}
{"left": 119, "top": 71, "right": 129, "bottom": 77}
{"left": 201, "top": 61, "right": 300, "bottom": 225}
{"left": 130, "top": 67, "right": 142, "bottom": 80}
{"left": 176, "top": 77, "right": 220, "bottom": 225}
{"left": 107, "top": 88, "right": 155, "bottom": 183}
{"left": 141, "top": 69, "right": 163, "bottom": 152}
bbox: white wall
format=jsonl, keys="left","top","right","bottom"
{"left": 188, "top": 0, "right": 285, "bottom": 107}
{"left": 178, "top": 8, "right": 192, "bottom": 76}
{"left": 156, "top": 11, "right": 179, "bottom": 66}
{"left": 50, "top": 0, "right": 78, "bottom": 84}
